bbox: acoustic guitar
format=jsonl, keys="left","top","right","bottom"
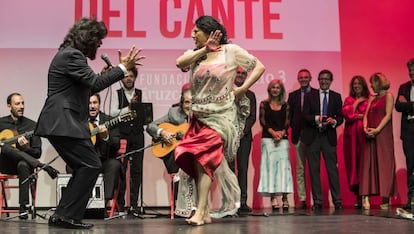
{"left": 151, "top": 122, "right": 189, "bottom": 158}
{"left": 0, "top": 129, "right": 34, "bottom": 147}
{"left": 90, "top": 110, "right": 136, "bottom": 145}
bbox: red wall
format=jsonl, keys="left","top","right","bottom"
{"left": 338, "top": 0, "right": 414, "bottom": 206}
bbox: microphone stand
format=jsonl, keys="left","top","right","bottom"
{"left": 109, "top": 142, "right": 163, "bottom": 220}
{"left": 107, "top": 137, "right": 180, "bottom": 220}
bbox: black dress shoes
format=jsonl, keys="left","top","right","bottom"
{"left": 334, "top": 203, "right": 343, "bottom": 210}
{"left": 312, "top": 203, "right": 322, "bottom": 211}
{"left": 403, "top": 203, "right": 412, "bottom": 210}
{"left": 43, "top": 165, "right": 60, "bottom": 179}
{"left": 19, "top": 205, "right": 28, "bottom": 220}
{"left": 129, "top": 207, "right": 142, "bottom": 218}
{"left": 239, "top": 204, "right": 252, "bottom": 213}
{"left": 48, "top": 214, "right": 60, "bottom": 227}
{"left": 48, "top": 214, "right": 93, "bottom": 229}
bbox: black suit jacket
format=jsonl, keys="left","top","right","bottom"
{"left": 35, "top": 47, "right": 125, "bottom": 139}
{"left": 395, "top": 81, "right": 414, "bottom": 139}
{"left": 301, "top": 89, "right": 343, "bottom": 146}
{"left": 287, "top": 87, "right": 317, "bottom": 144}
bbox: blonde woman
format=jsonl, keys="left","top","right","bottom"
{"left": 257, "top": 79, "right": 293, "bottom": 211}
{"left": 359, "top": 73, "right": 397, "bottom": 210}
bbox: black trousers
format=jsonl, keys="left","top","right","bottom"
{"left": 66, "top": 157, "right": 122, "bottom": 201}
{"left": 402, "top": 129, "right": 414, "bottom": 201}
{"left": 102, "top": 158, "right": 122, "bottom": 200}
{"left": 117, "top": 133, "right": 144, "bottom": 210}
{"left": 229, "top": 133, "right": 252, "bottom": 205}
{"left": 306, "top": 133, "right": 341, "bottom": 205}
{"left": 0, "top": 145, "right": 40, "bottom": 205}
{"left": 48, "top": 136, "right": 101, "bottom": 220}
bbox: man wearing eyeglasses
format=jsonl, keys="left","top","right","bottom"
{"left": 301, "top": 69, "right": 343, "bottom": 211}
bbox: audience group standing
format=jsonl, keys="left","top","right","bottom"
{"left": 255, "top": 61, "right": 413, "bottom": 211}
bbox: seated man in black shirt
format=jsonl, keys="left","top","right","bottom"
{"left": 88, "top": 93, "right": 122, "bottom": 207}
{"left": 0, "top": 93, "right": 59, "bottom": 219}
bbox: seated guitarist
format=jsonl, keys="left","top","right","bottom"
{"left": 0, "top": 93, "right": 59, "bottom": 219}
{"left": 67, "top": 93, "right": 122, "bottom": 210}
{"left": 146, "top": 83, "right": 197, "bottom": 217}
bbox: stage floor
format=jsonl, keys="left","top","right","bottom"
{"left": 1, "top": 207, "right": 414, "bottom": 234}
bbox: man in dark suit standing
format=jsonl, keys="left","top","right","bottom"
{"left": 35, "top": 18, "right": 144, "bottom": 229}
{"left": 228, "top": 66, "right": 256, "bottom": 213}
{"left": 395, "top": 58, "right": 414, "bottom": 210}
{"left": 301, "top": 69, "right": 343, "bottom": 210}
{"left": 287, "top": 69, "right": 317, "bottom": 209}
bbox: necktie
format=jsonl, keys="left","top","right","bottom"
{"left": 322, "top": 91, "right": 328, "bottom": 116}
{"left": 300, "top": 88, "right": 309, "bottom": 111}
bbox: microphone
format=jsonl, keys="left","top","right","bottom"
{"left": 101, "top": 53, "right": 113, "bottom": 67}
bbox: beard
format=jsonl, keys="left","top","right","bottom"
{"left": 86, "top": 46, "right": 98, "bottom": 60}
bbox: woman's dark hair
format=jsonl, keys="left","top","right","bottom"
{"left": 349, "top": 75, "right": 369, "bottom": 98}
{"left": 59, "top": 18, "right": 107, "bottom": 60}
{"left": 195, "top": 16, "right": 229, "bottom": 44}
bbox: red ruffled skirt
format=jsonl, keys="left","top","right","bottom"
{"left": 174, "top": 118, "right": 223, "bottom": 179}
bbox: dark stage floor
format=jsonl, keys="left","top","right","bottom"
{"left": 1, "top": 206, "right": 414, "bottom": 234}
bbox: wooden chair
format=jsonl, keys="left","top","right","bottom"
{"left": 107, "top": 139, "right": 127, "bottom": 218}
{"left": 170, "top": 173, "right": 176, "bottom": 220}
{"left": 0, "top": 174, "right": 19, "bottom": 218}
{"left": 0, "top": 173, "right": 37, "bottom": 219}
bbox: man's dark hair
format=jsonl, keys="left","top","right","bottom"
{"left": 59, "top": 18, "right": 107, "bottom": 60}
{"left": 298, "top": 68, "right": 311, "bottom": 74}
{"left": 318, "top": 69, "right": 333, "bottom": 81}
{"left": 90, "top": 93, "right": 101, "bottom": 104}
{"left": 129, "top": 66, "right": 138, "bottom": 78}
{"left": 7, "top": 92, "right": 21, "bottom": 105}
{"left": 407, "top": 58, "right": 414, "bottom": 67}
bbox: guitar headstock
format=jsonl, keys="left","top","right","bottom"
{"left": 120, "top": 110, "right": 137, "bottom": 122}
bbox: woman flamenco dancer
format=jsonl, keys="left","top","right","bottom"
{"left": 174, "top": 15, "right": 265, "bottom": 225}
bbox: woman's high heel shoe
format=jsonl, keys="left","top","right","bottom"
{"left": 362, "top": 196, "right": 370, "bottom": 210}
{"left": 271, "top": 196, "right": 280, "bottom": 211}
{"left": 272, "top": 204, "right": 281, "bottom": 211}
{"left": 380, "top": 197, "right": 390, "bottom": 210}
{"left": 282, "top": 195, "right": 289, "bottom": 211}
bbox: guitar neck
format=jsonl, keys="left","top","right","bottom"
{"left": 1, "top": 130, "right": 34, "bottom": 145}
{"left": 90, "top": 116, "right": 122, "bottom": 137}
{"left": 105, "top": 116, "right": 122, "bottom": 129}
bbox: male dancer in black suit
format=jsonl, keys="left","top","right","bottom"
{"left": 301, "top": 69, "right": 343, "bottom": 210}
{"left": 395, "top": 58, "right": 414, "bottom": 210}
{"left": 287, "top": 69, "right": 317, "bottom": 209}
{"left": 35, "top": 18, "right": 144, "bottom": 229}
